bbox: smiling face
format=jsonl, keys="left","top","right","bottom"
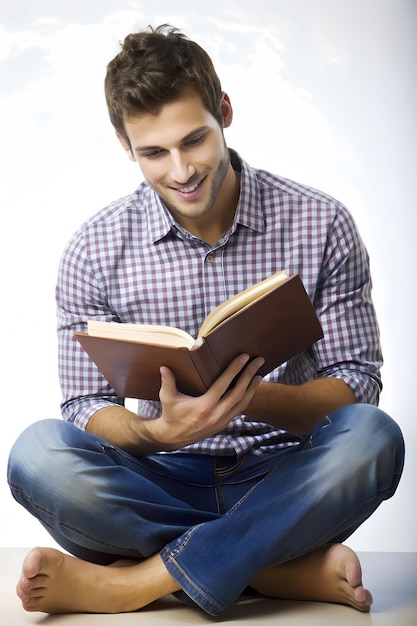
{"left": 118, "top": 91, "right": 240, "bottom": 242}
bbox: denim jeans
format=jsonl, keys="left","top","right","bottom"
{"left": 7, "top": 404, "right": 404, "bottom": 616}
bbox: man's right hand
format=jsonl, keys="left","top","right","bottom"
{"left": 87, "top": 354, "right": 264, "bottom": 456}
{"left": 143, "top": 353, "right": 265, "bottom": 451}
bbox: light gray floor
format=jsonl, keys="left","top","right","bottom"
{"left": 1, "top": 550, "right": 416, "bottom": 625}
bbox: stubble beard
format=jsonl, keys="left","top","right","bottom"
{"left": 161, "top": 145, "right": 231, "bottom": 221}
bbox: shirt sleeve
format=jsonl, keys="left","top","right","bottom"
{"left": 56, "top": 227, "right": 124, "bottom": 429}
{"left": 312, "top": 203, "right": 382, "bottom": 405}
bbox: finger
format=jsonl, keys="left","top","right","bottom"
{"left": 208, "top": 354, "right": 252, "bottom": 398}
{"left": 223, "top": 358, "right": 264, "bottom": 405}
{"left": 231, "top": 356, "right": 265, "bottom": 389}
{"left": 241, "top": 356, "right": 265, "bottom": 382}
{"left": 207, "top": 372, "right": 262, "bottom": 432}
{"left": 159, "top": 366, "right": 179, "bottom": 402}
{"left": 212, "top": 356, "right": 265, "bottom": 411}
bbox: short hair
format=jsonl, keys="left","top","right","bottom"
{"left": 104, "top": 24, "right": 223, "bottom": 146}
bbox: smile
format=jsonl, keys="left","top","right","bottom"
{"left": 179, "top": 179, "right": 203, "bottom": 194}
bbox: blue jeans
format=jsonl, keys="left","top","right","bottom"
{"left": 7, "top": 404, "right": 404, "bottom": 616}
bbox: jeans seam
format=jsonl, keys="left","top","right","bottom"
{"left": 167, "top": 526, "right": 199, "bottom": 558}
{"left": 9, "top": 483, "right": 127, "bottom": 552}
{"left": 270, "top": 481, "right": 400, "bottom": 566}
{"left": 163, "top": 548, "right": 223, "bottom": 614}
{"left": 105, "top": 447, "right": 216, "bottom": 488}
{"left": 215, "top": 455, "right": 245, "bottom": 477}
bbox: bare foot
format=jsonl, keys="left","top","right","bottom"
{"left": 250, "top": 544, "right": 373, "bottom": 612}
{"left": 16, "top": 547, "right": 180, "bottom": 614}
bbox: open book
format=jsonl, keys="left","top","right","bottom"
{"left": 76, "top": 272, "right": 323, "bottom": 400}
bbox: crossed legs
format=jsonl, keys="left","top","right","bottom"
{"left": 17, "top": 543, "right": 372, "bottom": 614}
{"left": 9, "top": 405, "right": 404, "bottom": 616}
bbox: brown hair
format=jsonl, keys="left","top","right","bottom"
{"left": 105, "top": 25, "right": 223, "bottom": 146}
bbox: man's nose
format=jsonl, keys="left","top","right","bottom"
{"left": 170, "top": 153, "right": 196, "bottom": 184}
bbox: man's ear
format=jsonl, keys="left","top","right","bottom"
{"left": 220, "top": 92, "right": 233, "bottom": 129}
{"left": 116, "top": 132, "right": 136, "bottom": 162}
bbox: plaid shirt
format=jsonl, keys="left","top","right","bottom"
{"left": 56, "top": 150, "right": 382, "bottom": 456}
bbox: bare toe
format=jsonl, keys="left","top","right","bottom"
{"left": 250, "top": 544, "right": 373, "bottom": 612}
{"left": 16, "top": 546, "right": 180, "bottom": 614}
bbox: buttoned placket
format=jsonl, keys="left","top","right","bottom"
{"left": 173, "top": 224, "right": 233, "bottom": 322}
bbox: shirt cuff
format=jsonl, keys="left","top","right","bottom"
{"left": 61, "top": 397, "right": 123, "bottom": 430}
{"left": 334, "top": 371, "right": 381, "bottom": 405}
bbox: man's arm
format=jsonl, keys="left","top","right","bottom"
{"left": 87, "top": 355, "right": 265, "bottom": 455}
{"left": 57, "top": 224, "right": 264, "bottom": 450}
{"left": 244, "top": 200, "right": 382, "bottom": 435}
{"left": 246, "top": 377, "right": 355, "bottom": 435}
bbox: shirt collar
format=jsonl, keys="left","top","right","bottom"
{"left": 143, "top": 148, "right": 265, "bottom": 244}
{"left": 231, "top": 150, "right": 265, "bottom": 234}
{"left": 143, "top": 187, "right": 177, "bottom": 244}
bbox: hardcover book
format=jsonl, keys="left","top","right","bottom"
{"left": 75, "top": 272, "right": 323, "bottom": 400}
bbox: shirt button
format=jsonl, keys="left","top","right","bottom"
{"left": 206, "top": 254, "right": 214, "bottom": 263}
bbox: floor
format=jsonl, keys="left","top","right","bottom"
{"left": 1, "top": 550, "right": 416, "bottom": 625}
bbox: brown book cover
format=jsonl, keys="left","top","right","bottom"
{"left": 75, "top": 274, "right": 323, "bottom": 400}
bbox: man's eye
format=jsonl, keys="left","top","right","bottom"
{"left": 144, "top": 149, "right": 164, "bottom": 158}
{"left": 185, "top": 135, "right": 205, "bottom": 147}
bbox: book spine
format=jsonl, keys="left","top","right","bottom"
{"left": 187, "top": 339, "right": 222, "bottom": 391}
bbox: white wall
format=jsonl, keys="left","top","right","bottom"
{"left": 1, "top": 0, "right": 416, "bottom": 551}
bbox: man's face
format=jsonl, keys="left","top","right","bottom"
{"left": 120, "top": 91, "right": 235, "bottom": 231}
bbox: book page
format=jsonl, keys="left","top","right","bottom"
{"left": 197, "top": 271, "right": 289, "bottom": 338}
{"left": 87, "top": 320, "right": 195, "bottom": 348}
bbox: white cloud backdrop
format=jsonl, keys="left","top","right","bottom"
{"left": 1, "top": 0, "right": 416, "bottom": 552}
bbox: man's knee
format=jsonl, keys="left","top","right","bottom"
{"left": 8, "top": 419, "right": 63, "bottom": 480}
{"left": 331, "top": 403, "right": 404, "bottom": 451}
{"left": 7, "top": 419, "right": 87, "bottom": 509}
{"left": 330, "top": 403, "right": 405, "bottom": 493}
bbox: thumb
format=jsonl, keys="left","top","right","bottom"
{"left": 159, "top": 366, "right": 177, "bottom": 399}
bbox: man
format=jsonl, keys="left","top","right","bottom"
{"left": 8, "top": 25, "right": 404, "bottom": 617}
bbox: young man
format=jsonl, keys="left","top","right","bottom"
{"left": 8, "top": 25, "right": 404, "bottom": 617}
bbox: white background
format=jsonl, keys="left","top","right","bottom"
{"left": 1, "top": 0, "right": 416, "bottom": 551}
